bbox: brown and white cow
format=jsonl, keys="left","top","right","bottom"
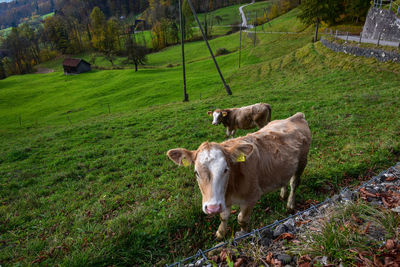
{"left": 167, "top": 113, "right": 311, "bottom": 239}
{"left": 207, "top": 103, "right": 272, "bottom": 138}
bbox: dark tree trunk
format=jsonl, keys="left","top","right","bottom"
{"left": 314, "top": 17, "right": 319, "bottom": 42}
{"left": 135, "top": 63, "right": 138, "bottom": 72}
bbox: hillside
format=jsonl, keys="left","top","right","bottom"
{"left": 1, "top": 7, "right": 400, "bottom": 266}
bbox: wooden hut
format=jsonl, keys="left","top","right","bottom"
{"left": 62, "top": 58, "right": 91, "bottom": 75}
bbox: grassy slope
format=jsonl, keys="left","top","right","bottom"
{"left": 1, "top": 8, "right": 400, "bottom": 266}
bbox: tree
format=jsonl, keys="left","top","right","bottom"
{"left": 90, "top": 6, "right": 106, "bottom": 50}
{"left": 124, "top": 36, "right": 147, "bottom": 71}
{"left": 102, "top": 18, "right": 120, "bottom": 65}
{"left": 0, "top": 59, "right": 6, "bottom": 80}
{"left": 298, "top": 0, "right": 339, "bottom": 42}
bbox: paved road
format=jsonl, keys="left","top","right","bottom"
{"left": 239, "top": 0, "right": 255, "bottom": 28}
{"left": 337, "top": 35, "right": 400, "bottom": 47}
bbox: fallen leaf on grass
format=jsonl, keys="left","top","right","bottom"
{"left": 274, "top": 233, "right": 295, "bottom": 242}
{"left": 360, "top": 188, "right": 377, "bottom": 198}
{"left": 362, "top": 222, "right": 371, "bottom": 234}
{"left": 265, "top": 252, "right": 273, "bottom": 264}
{"left": 298, "top": 255, "right": 312, "bottom": 267}
{"left": 234, "top": 257, "right": 244, "bottom": 267}
{"left": 296, "top": 219, "right": 311, "bottom": 226}
{"left": 385, "top": 176, "right": 396, "bottom": 181}
{"left": 385, "top": 240, "right": 395, "bottom": 250}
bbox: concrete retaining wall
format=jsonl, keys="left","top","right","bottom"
{"left": 321, "top": 38, "right": 400, "bottom": 63}
{"left": 362, "top": 7, "right": 400, "bottom": 42}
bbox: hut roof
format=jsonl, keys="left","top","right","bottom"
{"left": 62, "top": 58, "right": 90, "bottom": 67}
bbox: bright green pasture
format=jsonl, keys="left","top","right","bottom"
{"left": 1, "top": 8, "right": 400, "bottom": 266}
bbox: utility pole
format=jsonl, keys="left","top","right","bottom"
{"left": 254, "top": 11, "right": 257, "bottom": 47}
{"left": 179, "top": 0, "right": 188, "bottom": 101}
{"left": 186, "top": 0, "right": 232, "bottom": 95}
{"left": 239, "top": 24, "right": 242, "bottom": 68}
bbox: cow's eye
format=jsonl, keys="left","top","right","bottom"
{"left": 224, "top": 168, "right": 228, "bottom": 173}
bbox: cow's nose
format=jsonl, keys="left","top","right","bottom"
{"left": 206, "top": 204, "right": 222, "bottom": 214}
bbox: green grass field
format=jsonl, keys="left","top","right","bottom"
{"left": 1, "top": 7, "right": 400, "bottom": 266}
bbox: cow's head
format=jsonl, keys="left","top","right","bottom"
{"left": 167, "top": 142, "right": 253, "bottom": 214}
{"left": 207, "top": 109, "right": 228, "bottom": 125}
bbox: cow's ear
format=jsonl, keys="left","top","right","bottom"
{"left": 228, "top": 143, "right": 254, "bottom": 163}
{"left": 167, "top": 148, "right": 195, "bottom": 167}
{"left": 222, "top": 111, "right": 228, "bottom": 117}
{"left": 207, "top": 111, "right": 213, "bottom": 116}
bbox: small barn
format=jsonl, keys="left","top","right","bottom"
{"left": 62, "top": 58, "right": 91, "bottom": 75}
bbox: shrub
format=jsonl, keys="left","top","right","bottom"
{"left": 215, "top": 48, "right": 230, "bottom": 56}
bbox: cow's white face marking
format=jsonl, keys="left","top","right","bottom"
{"left": 212, "top": 111, "right": 222, "bottom": 125}
{"left": 196, "top": 147, "right": 229, "bottom": 214}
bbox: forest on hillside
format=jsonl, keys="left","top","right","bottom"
{"left": 0, "top": 0, "right": 370, "bottom": 80}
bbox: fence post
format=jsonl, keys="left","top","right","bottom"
{"left": 359, "top": 34, "right": 362, "bottom": 43}
{"left": 254, "top": 11, "right": 257, "bottom": 47}
{"left": 186, "top": 0, "right": 232, "bottom": 96}
{"left": 178, "top": 0, "right": 188, "bottom": 102}
{"left": 335, "top": 30, "right": 338, "bottom": 38}
{"left": 377, "top": 32, "right": 382, "bottom": 46}
{"left": 239, "top": 25, "right": 242, "bottom": 68}
{"left": 346, "top": 31, "right": 349, "bottom": 42}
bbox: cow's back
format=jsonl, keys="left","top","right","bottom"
{"left": 223, "top": 113, "right": 311, "bottom": 198}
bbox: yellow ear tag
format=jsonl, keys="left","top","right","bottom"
{"left": 181, "top": 158, "right": 190, "bottom": 167}
{"left": 236, "top": 152, "right": 245, "bottom": 162}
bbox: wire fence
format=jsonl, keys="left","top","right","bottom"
{"left": 373, "top": 0, "right": 400, "bottom": 16}
{"left": 324, "top": 28, "right": 400, "bottom": 47}
{"left": 166, "top": 165, "right": 396, "bottom": 266}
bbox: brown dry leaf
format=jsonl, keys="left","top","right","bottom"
{"left": 296, "top": 219, "right": 311, "bottom": 226}
{"left": 220, "top": 250, "right": 227, "bottom": 262}
{"left": 234, "top": 257, "right": 244, "bottom": 267}
{"left": 352, "top": 214, "right": 363, "bottom": 224}
{"left": 386, "top": 176, "right": 396, "bottom": 181}
{"left": 266, "top": 252, "right": 273, "bottom": 264}
{"left": 309, "top": 226, "right": 320, "bottom": 232}
{"left": 274, "top": 232, "right": 295, "bottom": 242}
{"left": 264, "top": 207, "right": 270, "bottom": 213}
{"left": 360, "top": 188, "right": 377, "bottom": 198}
{"left": 362, "top": 222, "right": 371, "bottom": 234}
{"left": 384, "top": 256, "right": 394, "bottom": 266}
{"left": 386, "top": 240, "right": 395, "bottom": 250}
{"left": 231, "top": 210, "right": 237, "bottom": 214}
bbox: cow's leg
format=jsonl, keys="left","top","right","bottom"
{"left": 225, "top": 128, "right": 231, "bottom": 138}
{"left": 287, "top": 175, "right": 300, "bottom": 212}
{"left": 238, "top": 203, "right": 254, "bottom": 232}
{"left": 280, "top": 186, "right": 288, "bottom": 200}
{"left": 287, "top": 158, "right": 307, "bottom": 211}
{"left": 216, "top": 206, "right": 231, "bottom": 239}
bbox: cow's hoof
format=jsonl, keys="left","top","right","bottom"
{"left": 216, "top": 230, "right": 225, "bottom": 240}
{"left": 286, "top": 206, "right": 295, "bottom": 214}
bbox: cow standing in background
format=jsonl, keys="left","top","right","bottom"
{"left": 208, "top": 103, "right": 272, "bottom": 138}
{"left": 167, "top": 113, "right": 311, "bottom": 239}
